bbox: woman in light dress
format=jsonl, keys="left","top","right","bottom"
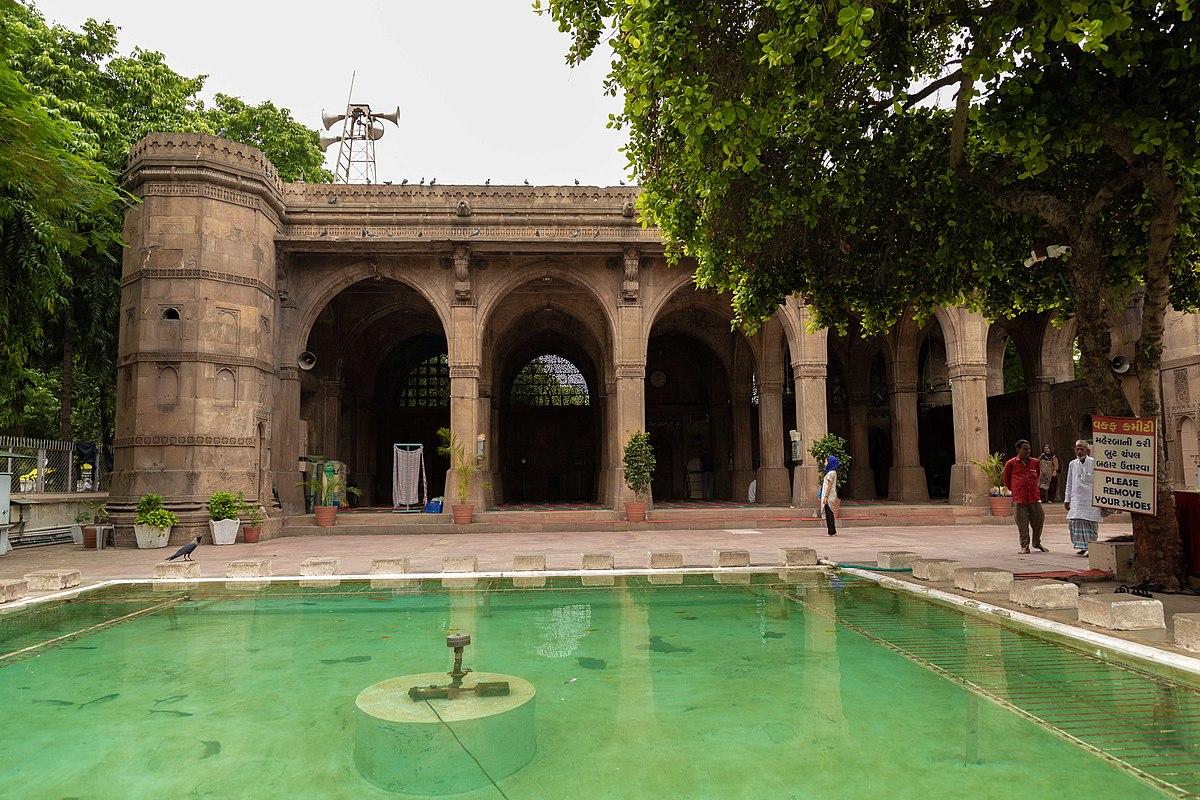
{"left": 818, "top": 455, "right": 839, "bottom": 536}
{"left": 1064, "top": 440, "right": 1102, "bottom": 555}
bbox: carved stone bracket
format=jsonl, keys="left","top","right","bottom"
{"left": 452, "top": 245, "right": 472, "bottom": 303}
{"left": 622, "top": 245, "right": 640, "bottom": 302}
{"left": 615, "top": 362, "right": 646, "bottom": 379}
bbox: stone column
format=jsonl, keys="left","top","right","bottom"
{"left": 448, "top": 302, "right": 487, "bottom": 508}
{"left": 846, "top": 392, "right": 876, "bottom": 500}
{"left": 610, "top": 303, "right": 647, "bottom": 508}
{"left": 888, "top": 375, "right": 929, "bottom": 501}
{"left": 1027, "top": 375, "right": 1055, "bottom": 454}
{"left": 947, "top": 361, "right": 991, "bottom": 504}
{"left": 274, "top": 365, "right": 303, "bottom": 511}
{"left": 790, "top": 312, "right": 828, "bottom": 508}
{"left": 319, "top": 378, "right": 343, "bottom": 459}
{"left": 756, "top": 380, "right": 791, "bottom": 504}
{"left": 731, "top": 395, "right": 755, "bottom": 501}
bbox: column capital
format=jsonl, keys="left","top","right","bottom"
{"left": 449, "top": 365, "right": 481, "bottom": 380}
{"left": 615, "top": 362, "right": 646, "bottom": 379}
{"left": 278, "top": 365, "right": 300, "bottom": 381}
{"left": 792, "top": 362, "right": 827, "bottom": 379}
{"left": 320, "top": 378, "right": 344, "bottom": 395}
{"left": 947, "top": 363, "right": 988, "bottom": 381}
{"left": 758, "top": 380, "right": 784, "bottom": 395}
{"left": 890, "top": 380, "right": 919, "bottom": 395}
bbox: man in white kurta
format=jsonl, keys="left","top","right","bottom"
{"left": 1064, "top": 440, "right": 1102, "bottom": 555}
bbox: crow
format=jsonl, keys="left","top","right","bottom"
{"left": 166, "top": 535, "right": 202, "bottom": 562}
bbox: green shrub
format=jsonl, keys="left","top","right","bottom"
{"left": 137, "top": 507, "right": 179, "bottom": 528}
{"left": 135, "top": 493, "right": 164, "bottom": 518}
{"left": 622, "top": 431, "right": 656, "bottom": 498}
{"left": 241, "top": 501, "right": 264, "bottom": 526}
{"left": 208, "top": 491, "right": 244, "bottom": 522}
{"left": 437, "top": 427, "right": 479, "bottom": 505}
{"left": 74, "top": 501, "right": 108, "bottom": 525}
{"left": 809, "top": 433, "right": 851, "bottom": 488}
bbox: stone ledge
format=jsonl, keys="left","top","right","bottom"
{"left": 370, "top": 558, "right": 410, "bottom": 574}
{"left": 24, "top": 570, "right": 81, "bottom": 591}
{"left": 779, "top": 548, "right": 817, "bottom": 567}
{"left": 877, "top": 551, "right": 920, "bottom": 569}
{"left": 1009, "top": 579, "right": 1079, "bottom": 609}
{"left": 153, "top": 561, "right": 201, "bottom": 579}
{"left": 649, "top": 551, "right": 683, "bottom": 570}
{"left": 512, "top": 554, "right": 545, "bottom": 572}
{"left": 225, "top": 559, "right": 272, "bottom": 578}
{"left": 299, "top": 557, "right": 341, "bottom": 576}
{"left": 443, "top": 556, "right": 477, "bottom": 573}
{"left": 912, "top": 559, "right": 962, "bottom": 582}
{"left": 1172, "top": 613, "right": 1200, "bottom": 653}
{"left": 1, "top": 579, "right": 27, "bottom": 603}
{"left": 1078, "top": 594, "right": 1165, "bottom": 631}
{"left": 953, "top": 567, "right": 1014, "bottom": 594}
{"left": 714, "top": 549, "right": 750, "bottom": 568}
{"left": 582, "top": 553, "right": 614, "bottom": 570}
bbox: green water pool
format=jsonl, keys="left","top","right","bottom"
{"left": 1, "top": 573, "right": 1197, "bottom": 799}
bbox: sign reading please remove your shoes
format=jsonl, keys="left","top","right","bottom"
{"left": 1091, "top": 415, "right": 1157, "bottom": 515}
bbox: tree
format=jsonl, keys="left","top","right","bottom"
{"left": 205, "top": 94, "right": 334, "bottom": 182}
{"left": 541, "top": 0, "right": 1200, "bottom": 588}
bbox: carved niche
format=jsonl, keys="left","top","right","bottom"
{"left": 622, "top": 245, "right": 640, "bottom": 302}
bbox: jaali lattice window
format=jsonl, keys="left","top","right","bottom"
{"left": 510, "top": 355, "right": 590, "bottom": 407}
{"left": 398, "top": 354, "right": 449, "bottom": 407}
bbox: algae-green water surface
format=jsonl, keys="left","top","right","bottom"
{"left": 1, "top": 574, "right": 1193, "bottom": 799}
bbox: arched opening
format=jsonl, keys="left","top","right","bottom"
{"left": 867, "top": 350, "right": 892, "bottom": 497}
{"left": 985, "top": 324, "right": 1033, "bottom": 460}
{"left": 917, "top": 321, "right": 954, "bottom": 498}
{"left": 161, "top": 307, "right": 180, "bottom": 321}
{"left": 301, "top": 277, "right": 448, "bottom": 507}
{"left": 1177, "top": 416, "right": 1198, "bottom": 489}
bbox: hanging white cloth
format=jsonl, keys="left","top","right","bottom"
{"left": 393, "top": 445, "right": 427, "bottom": 508}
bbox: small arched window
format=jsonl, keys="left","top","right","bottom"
{"left": 510, "top": 355, "right": 589, "bottom": 407}
{"left": 162, "top": 307, "right": 180, "bottom": 321}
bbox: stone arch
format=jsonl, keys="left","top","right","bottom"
{"left": 1176, "top": 415, "right": 1198, "bottom": 488}
{"left": 1039, "top": 315, "right": 1079, "bottom": 384}
{"left": 214, "top": 368, "right": 237, "bottom": 405}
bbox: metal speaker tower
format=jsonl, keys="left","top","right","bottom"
{"left": 320, "top": 88, "right": 400, "bottom": 184}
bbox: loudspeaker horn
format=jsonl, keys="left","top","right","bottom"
{"left": 367, "top": 121, "right": 385, "bottom": 141}
{"left": 321, "top": 109, "right": 345, "bottom": 130}
{"left": 319, "top": 134, "right": 343, "bottom": 150}
{"left": 1110, "top": 355, "right": 1132, "bottom": 374}
{"left": 375, "top": 106, "right": 401, "bottom": 125}
{"left": 298, "top": 351, "right": 317, "bottom": 371}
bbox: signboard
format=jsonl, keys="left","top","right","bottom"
{"left": 1091, "top": 416, "right": 1157, "bottom": 515}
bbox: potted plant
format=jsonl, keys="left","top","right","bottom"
{"left": 971, "top": 452, "right": 1013, "bottom": 517}
{"left": 438, "top": 427, "right": 480, "bottom": 525}
{"left": 622, "top": 431, "right": 656, "bottom": 522}
{"left": 73, "top": 501, "right": 108, "bottom": 549}
{"left": 241, "top": 500, "right": 265, "bottom": 543}
{"left": 208, "top": 490, "right": 244, "bottom": 544}
{"left": 299, "top": 471, "right": 358, "bottom": 527}
{"left": 809, "top": 433, "right": 851, "bottom": 514}
{"left": 133, "top": 493, "right": 178, "bottom": 548}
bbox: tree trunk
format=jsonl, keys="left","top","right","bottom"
{"left": 59, "top": 317, "right": 73, "bottom": 441}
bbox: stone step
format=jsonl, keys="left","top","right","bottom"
{"left": 1078, "top": 594, "right": 1165, "bottom": 631}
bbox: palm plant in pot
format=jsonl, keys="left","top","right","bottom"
{"left": 622, "top": 431, "right": 655, "bottom": 522}
{"left": 208, "top": 491, "right": 244, "bottom": 544}
{"left": 970, "top": 452, "right": 1013, "bottom": 517}
{"left": 299, "top": 471, "right": 357, "bottom": 527}
{"left": 438, "top": 427, "right": 479, "bottom": 524}
{"left": 73, "top": 501, "right": 108, "bottom": 549}
{"left": 240, "top": 500, "right": 265, "bottom": 543}
{"left": 133, "top": 493, "right": 179, "bottom": 548}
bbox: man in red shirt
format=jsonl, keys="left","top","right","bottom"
{"left": 1004, "top": 439, "right": 1048, "bottom": 554}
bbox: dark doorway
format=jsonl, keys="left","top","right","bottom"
{"left": 372, "top": 334, "right": 450, "bottom": 504}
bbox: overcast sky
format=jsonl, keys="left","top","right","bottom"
{"left": 35, "top": 1, "right": 629, "bottom": 186}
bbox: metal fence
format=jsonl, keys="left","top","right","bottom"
{"left": 0, "top": 436, "right": 109, "bottom": 495}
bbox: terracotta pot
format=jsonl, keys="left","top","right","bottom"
{"left": 989, "top": 495, "right": 1014, "bottom": 517}
{"left": 242, "top": 525, "right": 261, "bottom": 543}
{"left": 313, "top": 506, "right": 337, "bottom": 528}
{"left": 624, "top": 500, "right": 647, "bottom": 523}
{"left": 82, "top": 525, "right": 97, "bottom": 550}
{"left": 451, "top": 504, "right": 474, "bottom": 525}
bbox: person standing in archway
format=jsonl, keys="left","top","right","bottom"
{"left": 1005, "top": 440, "right": 1048, "bottom": 554}
{"left": 1039, "top": 444, "right": 1060, "bottom": 502}
{"left": 819, "top": 455, "right": 839, "bottom": 536}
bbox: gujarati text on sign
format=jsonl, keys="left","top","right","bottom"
{"left": 1091, "top": 416, "right": 1157, "bottom": 515}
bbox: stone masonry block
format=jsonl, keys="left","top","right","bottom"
{"left": 877, "top": 551, "right": 920, "bottom": 569}
{"left": 582, "top": 553, "right": 614, "bottom": 570}
{"left": 779, "top": 548, "right": 818, "bottom": 567}
{"left": 443, "top": 556, "right": 478, "bottom": 573}
{"left": 512, "top": 576, "right": 547, "bottom": 588}
{"left": 370, "top": 558, "right": 410, "bottom": 575}
{"left": 912, "top": 559, "right": 962, "bottom": 582}
{"left": 24, "top": 570, "right": 81, "bottom": 591}
{"left": 648, "top": 573, "right": 684, "bottom": 585}
{"left": 1078, "top": 594, "right": 1165, "bottom": 631}
{"left": 582, "top": 574, "right": 615, "bottom": 587}
{"left": 225, "top": 559, "right": 272, "bottom": 578}
{"left": 1009, "top": 579, "right": 1079, "bottom": 609}
{"left": 299, "top": 557, "right": 341, "bottom": 576}
{"left": 1, "top": 579, "right": 27, "bottom": 603}
{"left": 154, "top": 561, "right": 201, "bottom": 579}
{"left": 512, "top": 554, "right": 546, "bottom": 572}
{"left": 1088, "top": 541, "right": 1135, "bottom": 581}
{"left": 649, "top": 551, "right": 684, "bottom": 569}
{"left": 953, "top": 567, "right": 1014, "bottom": 594}
{"left": 1173, "top": 614, "right": 1200, "bottom": 653}
{"left": 714, "top": 549, "right": 751, "bottom": 568}
{"left": 716, "top": 572, "right": 751, "bottom": 585}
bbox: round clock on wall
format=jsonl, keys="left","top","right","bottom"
{"left": 649, "top": 370, "right": 667, "bottom": 388}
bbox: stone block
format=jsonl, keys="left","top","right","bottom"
{"left": 443, "top": 556, "right": 478, "bottom": 573}
{"left": 512, "top": 576, "right": 546, "bottom": 589}
{"left": 582, "top": 553, "right": 614, "bottom": 570}
{"left": 715, "top": 572, "right": 751, "bottom": 585}
{"left": 442, "top": 577, "right": 478, "bottom": 589}
{"left": 24, "top": 570, "right": 81, "bottom": 591}
{"left": 299, "top": 557, "right": 341, "bottom": 576}
{"left": 1009, "top": 579, "right": 1079, "bottom": 610}
{"left": 1089, "top": 541, "right": 1135, "bottom": 581}
{"left": 1173, "top": 614, "right": 1200, "bottom": 654}
{"left": 0, "top": 579, "right": 27, "bottom": 603}
{"left": 1077, "top": 594, "right": 1165, "bottom": 630}
{"left": 225, "top": 559, "right": 272, "bottom": 578}
{"left": 714, "top": 549, "right": 750, "bottom": 568}
{"left": 300, "top": 578, "right": 340, "bottom": 589}
{"left": 648, "top": 573, "right": 684, "bottom": 585}
{"left": 953, "top": 567, "right": 1014, "bottom": 594}
{"left": 582, "top": 574, "right": 615, "bottom": 587}
{"left": 912, "top": 559, "right": 962, "bottom": 582}
{"left": 779, "top": 548, "right": 818, "bottom": 567}
{"left": 229, "top": 580, "right": 269, "bottom": 591}
{"left": 154, "top": 561, "right": 201, "bottom": 579}
{"left": 649, "top": 551, "right": 683, "bottom": 569}
{"left": 877, "top": 551, "right": 920, "bottom": 569}
{"left": 370, "top": 558, "right": 410, "bottom": 575}
{"left": 512, "top": 554, "right": 545, "bottom": 572}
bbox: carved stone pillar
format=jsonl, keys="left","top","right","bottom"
{"left": 1027, "top": 375, "right": 1055, "bottom": 456}
{"left": 888, "top": 377, "right": 929, "bottom": 502}
{"left": 319, "top": 378, "right": 343, "bottom": 460}
{"left": 947, "top": 361, "right": 991, "bottom": 504}
{"left": 611, "top": 362, "right": 646, "bottom": 506}
{"left": 790, "top": 318, "right": 829, "bottom": 508}
{"left": 756, "top": 380, "right": 790, "bottom": 504}
{"left": 847, "top": 392, "right": 876, "bottom": 500}
{"left": 731, "top": 391, "right": 755, "bottom": 501}
{"left": 274, "top": 365, "right": 303, "bottom": 512}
